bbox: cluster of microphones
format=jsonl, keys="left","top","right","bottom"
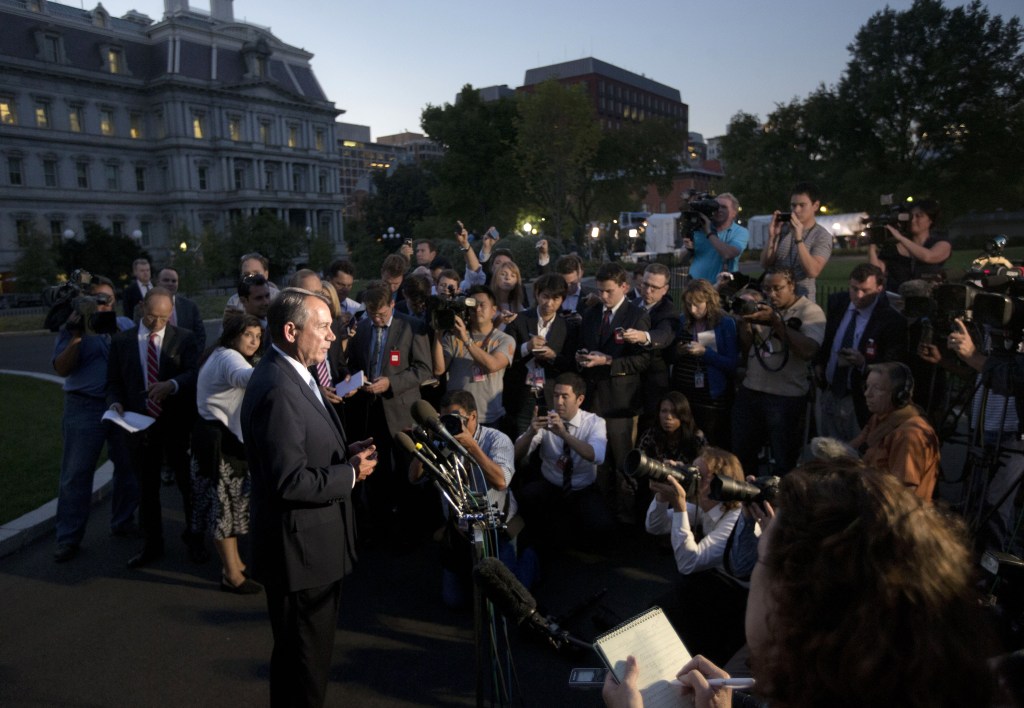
{"left": 395, "top": 400, "right": 494, "bottom": 523}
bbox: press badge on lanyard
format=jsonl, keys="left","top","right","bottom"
{"left": 389, "top": 350, "right": 401, "bottom": 367}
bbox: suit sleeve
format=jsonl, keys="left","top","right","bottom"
{"left": 386, "top": 319, "right": 432, "bottom": 396}
{"left": 700, "top": 317, "right": 739, "bottom": 374}
{"left": 648, "top": 306, "right": 681, "bottom": 349}
{"left": 170, "top": 331, "right": 200, "bottom": 393}
{"left": 609, "top": 309, "right": 652, "bottom": 376}
{"left": 248, "top": 382, "right": 356, "bottom": 504}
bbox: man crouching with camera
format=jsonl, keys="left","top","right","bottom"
{"left": 51, "top": 273, "right": 138, "bottom": 562}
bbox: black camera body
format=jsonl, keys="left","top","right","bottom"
{"left": 43, "top": 269, "right": 115, "bottom": 334}
{"left": 709, "top": 475, "right": 780, "bottom": 505}
{"left": 624, "top": 449, "right": 701, "bottom": 497}
{"left": 427, "top": 294, "right": 477, "bottom": 332}
{"left": 678, "top": 192, "right": 721, "bottom": 239}
{"left": 862, "top": 206, "right": 912, "bottom": 247}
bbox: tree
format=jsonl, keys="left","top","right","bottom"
{"left": 57, "top": 223, "right": 147, "bottom": 285}
{"left": 13, "top": 229, "right": 59, "bottom": 293}
{"left": 421, "top": 86, "right": 524, "bottom": 234}
{"left": 515, "top": 80, "right": 602, "bottom": 241}
{"left": 226, "top": 213, "right": 304, "bottom": 282}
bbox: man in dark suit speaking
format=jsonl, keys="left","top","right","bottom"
{"left": 241, "top": 288, "right": 377, "bottom": 708}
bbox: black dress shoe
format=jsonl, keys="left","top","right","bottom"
{"left": 127, "top": 543, "right": 164, "bottom": 569}
{"left": 53, "top": 544, "right": 79, "bottom": 563}
{"left": 220, "top": 577, "right": 263, "bottom": 595}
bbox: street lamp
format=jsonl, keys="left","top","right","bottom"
{"left": 131, "top": 229, "right": 142, "bottom": 241}
{"left": 63, "top": 228, "right": 75, "bottom": 240}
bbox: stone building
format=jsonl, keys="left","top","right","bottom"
{"left": 0, "top": 0, "right": 343, "bottom": 271}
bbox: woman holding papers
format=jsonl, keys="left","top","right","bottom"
{"left": 191, "top": 313, "right": 264, "bottom": 594}
{"left": 607, "top": 460, "right": 996, "bottom": 708}
{"left": 670, "top": 280, "right": 739, "bottom": 447}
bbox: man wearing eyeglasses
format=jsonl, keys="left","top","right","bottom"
{"left": 732, "top": 268, "right": 825, "bottom": 477}
{"left": 682, "top": 193, "right": 750, "bottom": 282}
{"left": 52, "top": 276, "right": 138, "bottom": 562}
{"left": 622, "top": 263, "right": 680, "bottom": 428}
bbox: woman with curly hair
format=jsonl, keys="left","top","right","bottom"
{"left": 607, "top": 460, "right": 998, "bottom": 708}
{"left": 671, "top": 279, "right": 739, "bottom": 447}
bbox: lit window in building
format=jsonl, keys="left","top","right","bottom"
{"left": 288, "top": 125, "right": 298, "bottom": 148}
{"left": 228, "top": 117, "right": 241, "bottom": 141}
{"left": 315, "top": 129, "right": 324, "bottom": 152}
{"left": 35, "top": 102, "right": 50, "bottom": 128}
{"left": 100, "top": 109, "right": 114, "bottom": 136}
{"left": 129, "top": 113, "right": 142, "bottom": 139}
{"left": 68, "top": 105, "right": 82, "bottom": 132}
{"left": 107, "top": 48, "right": 122, "bottom": 74}
{"left": 192, "top": 113, "right": 205, "bottom": 139}
{"left": 1, "top": 100, "right": 16, "bottom": 125}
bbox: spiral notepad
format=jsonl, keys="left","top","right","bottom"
{"left": 593, "top": 606, "right": 693, "bottom": 708}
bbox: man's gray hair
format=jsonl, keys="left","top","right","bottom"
{"left": 267, "top": 287, "right": 328, "bottom": 343}
{"left": 717, "top": 192, "right": 740, "bottom": 212}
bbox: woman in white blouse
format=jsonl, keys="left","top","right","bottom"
{"left": 644, "top": 447, "right": 743, "bottom": 575}
{"left": 191, "top": 313, "right": 263, "bottom": 594}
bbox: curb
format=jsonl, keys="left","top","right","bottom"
{"left": 0, "top": 461, "right": 114, "bottom": 559}
{"left": 0, "top": 369, "right": 102, "bottom": 559}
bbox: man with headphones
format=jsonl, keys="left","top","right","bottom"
{"left": 850, "top": 361, "right": 940, "bottom": 502}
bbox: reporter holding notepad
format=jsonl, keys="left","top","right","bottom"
{"left": 606, "top": 459, "right": 997, "bottom": 708}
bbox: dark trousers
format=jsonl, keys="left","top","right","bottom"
{"left": 265, "top": 579, "right": 343, "bottom": 708}
{"left": 731, "top": 387, "right": 807, "bottom": 477}
{"left": 517, "top": 478, "right": 613, "bottom": 552}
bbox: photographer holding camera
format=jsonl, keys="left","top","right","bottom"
{"left": 52, "top": 275, "right": 138, "bottom": 562}
{"left": 681, "top": 193, "right": 750, "bottom": 282}
{"left": 760, "top": 182, "right": 833, "bottom": 301}
{"left": 867, "top": 199, "right": 950, "bottom": 292}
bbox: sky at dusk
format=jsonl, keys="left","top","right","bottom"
{"left": 76, "top": 0, "right": 1021, "bottom": 142}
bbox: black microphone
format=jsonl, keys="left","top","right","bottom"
{"left": 395, "top": 431, "right": 450, "bottom": 483}
{"left": 472, "top": 557, "right": 590, "bottom": 651}
{"left": 412, "top": 399, "right": 469, "bottom": 456}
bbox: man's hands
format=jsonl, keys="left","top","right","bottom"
{"left": 363, "top": 377, "right": 390, "bottom": 395}
{"left": 455, "top": 222, "right": 470, "bottom": 249}
{"left": 622, "top": 328, "right": 648, "bottom": 345}
{"left": 348, "top": 438, "right": 378, "bottom": 482}
{"left": 529, "top": 335, "right": 555, "bottom": 362}
{"left": 577, "top": 351, "right": 613, "bottom": 368}
{"left": 946, "top": 317, "right": 975, "bottom": 359}
{"left": 147, "top": 380, "right": 175, "bottom": 404}
{"left": 650, "top": 474, "right": 686, "bottom": 512}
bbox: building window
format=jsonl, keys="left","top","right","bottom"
{"left": 105, "top": 164, "right": 119, "bottom": 190}
{"left": 192, "top": 112, "right": 205, "bottom": 139}
{"left": 139, "top": 221, "right": 151, "bottom": 247}
{"left": 292, "top": 166, "right": 304, "bottom": 192}
{"left": 259, "top": 120, "right": 271, "bottom": 145}
{"left": 198, "top": 166, "right": 208, "bottom": 190}
{"left": 135, "top": 166, "right": 146, "bottom": 191}
{"left": 1, "top": 99, "right": 16, "bottom": 125}
{"left": 234, "top": 167, "right": 245, "bottom": 190}
{"left": 68, "top": 105, "right": 83, "bottom": 132}
{"left": 318, "top": 172, "right": 328, "bottom": 193}
{"left": 315, "top": 129, "right": 325, "bottom": 152}
{"left": 288, "top": 125, "right": 298, "bottom": 148}
{"left": 76, "top": 161, "right": 89, "bottom": 188}
{"left": 9, "top": 157, "right": 23, "bottom": 185}
{"left": 42, "top": 34, "right": 62, "bottom": 63}
{"left": 16, "top": 219, "right": 34, "bottom": 246}
{"left": 100, "top": 109, "right": 114, "bottom": 136}
{"left": 43, "top": 159, "right": 58, "bottom": 187}
{"left": 228, "top": 116, "right": 241, "bottom": 141}
{"left": 35, "top": 102, "right": 50, "bottom": 128}
{"left": 49, "top": 220, "right": 64, "bottom": 246}
{"left": 264, "top": 168, "right": 274, "bottom": 190}
{"left": 129, "top": 113, "right": 142, "bottom": 139}
{"left": 107, "top": 48, "right": 123, "bottom": 74}
{"left": 155, "top": 111, "right": 165, "bottom": 139}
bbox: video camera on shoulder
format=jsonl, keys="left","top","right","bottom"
{"left": 678, "top": 190, "right": 720, "bottom": 239}
{"left": 427, "top": 293, "right": 477, "bottom": 332}
{"left": 42, "top": 269, "right": 117, "bottom": 335}
{"left": 862, "top": 195, "right": 912, "bottom": 247}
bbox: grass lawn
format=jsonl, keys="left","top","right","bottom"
{"left": 0, "top": 374, "right": 65, "bottom": 524}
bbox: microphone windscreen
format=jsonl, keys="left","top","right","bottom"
{"left": 412, "top": 399, "right": 440, "bottom": 428}
{"left": 472, "top": 557, "right": 536, "bottom": 625}
{"left": 394, "top": 431, "right": 418, "bottom": 455}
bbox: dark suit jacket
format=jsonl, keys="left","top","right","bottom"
{"left": 639, "top": 296, "right": 681, "bottom": 410}
{"left": 816, "top": 292, "right": 908, "bottom": 425}
{"left": 505, "top": 307, "right": 580, "bottom": 409}
{"left": 172, "top": 295, "right": 206, "bottom": 353}
{"left": 343, "top": 311, "right": 431, "bottom": 433}
{"left": 122, "top": 281, "right": 147, "bottom": 320}
{"left": 106, "top": 323, "right": 199, "bottom": 422}
{"left": 579, "top": 300, "right": 652, "bottom": 418}
{"left": 241, "top": 347, "right": 356, "bottom": 592}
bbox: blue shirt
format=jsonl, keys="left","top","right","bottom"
{"left": 52, "top": 316, "right": 133, "bottom": 397}
{"left": 689, "top": 223, "right": 750, "bottom": 282}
